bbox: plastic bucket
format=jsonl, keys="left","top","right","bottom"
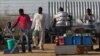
{"left": 7, "top": 39, "right": 15, "bottom": 50}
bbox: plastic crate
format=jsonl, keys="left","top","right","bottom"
{"left": 73, "top": 36, "right": 81, "bottom": 45}
{"left": 82, "top": 36, "right": 92, "bottom": 45}
{"left": 58, "top": 36, "right": 64, "bottom": 45}
{"left": 64, "top": 37, "right": 73, "bottom": 45}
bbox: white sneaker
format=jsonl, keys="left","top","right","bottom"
{"left": 38, "top": 45, "right": 44, "bottom": 50}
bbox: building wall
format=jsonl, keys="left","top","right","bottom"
{"left": 0, "top": 0, "right": 100, "bottom": 15}
{"left": 0, "top": 0, "right": 64, "bottom": 14}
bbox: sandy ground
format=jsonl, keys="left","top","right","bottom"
{"left": 0, "top": 44, "right": 100, "bottom": 56}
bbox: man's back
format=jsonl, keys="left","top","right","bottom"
{"left": 54, "top": 11, "right": 69, "bottom": 26}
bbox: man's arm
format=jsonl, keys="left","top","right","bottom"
{"left": 12, "top": 17, "right": 20, "bottom": 28}
{"left": 31, "top": 14, "right": 36, "bottom": 30}
{"left": 26, "top": 14, "right": 31, "bottom": 22}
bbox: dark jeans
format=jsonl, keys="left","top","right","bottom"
{"left": 21, "top": 30, "right": 32, "bottom": 52}
{"left": 55, "top": 26, "right": 69, "bottom": 36}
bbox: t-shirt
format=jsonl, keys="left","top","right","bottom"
{"left": 54, "top": 11, "right": 69, "bottom": 26}
{"left": 13, "top": 14, "right": 31, "bottom": 30}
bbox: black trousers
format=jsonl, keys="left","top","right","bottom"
{"left": 55, "top": 26, "right": 69, "bottom": 36}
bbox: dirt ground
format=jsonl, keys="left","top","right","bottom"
{"left": 2, "top": 44, "right": 55, "bottom": 56}
{"left": 0, "top": 44, "right": 100, "bottom": 56}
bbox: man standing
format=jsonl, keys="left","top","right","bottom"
{"left": 84, "top": 8, "right": 95, "bottom": 31}
{"left": 31, "top": 7, "right": 45, "bottom": 50}
{"left": 12, "top": 9, "right": 32, "bottom": 53}
{"left": 53, "top": 7, "right": 72, "bottom": 36}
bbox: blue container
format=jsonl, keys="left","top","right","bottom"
{"left": 64, "top": 37, "right": 73, "bottom": 45}
{"left": 4, "top": 48, "right": 19, "bottom": 54}
{"left": 82, "top": 36, "right": 92, "bottom": 45}
{"left": 73, "top": 36, "right": 81, "bottom": 45}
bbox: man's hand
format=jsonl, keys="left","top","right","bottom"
{"left": 11, "top": 28, "right": 15, "bottom": 32}
{"left": 31, "top": 29, "right": 34, "bottom": 32}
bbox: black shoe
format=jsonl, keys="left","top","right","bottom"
{"left": 28, "top": 51, "right": 32, "bottom": 53}
{"left": 22, "top": 51, "right": 26, "bottom": 53}
{"left": 33, "top": 46, "right": 36, "bottom": 48}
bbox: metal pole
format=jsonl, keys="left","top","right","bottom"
{"left": 93, "top": 2, "right": 95, "bottom": 19}
{"left": 90, "top": 2, "right": 92, "bottom": 9}
{"left": 65, "top": 0, "right": 67, "bottom": 12}
{"left": 48, "top": 2, "right": 51, "bottom": 27}
{"left": 62, "top": 2, "right": 64, "bottom": 9}
{"left": 82, "top": 2, "right": 84, "bottom": 18}
{"left": 84, "top": 2, "right": 86, "bottom": 15}
{"left": 76, "top": 1, "right": 78, "bottom": 19}
{"left": 60, "top": 1, "right": 61, "bottom": 7}
{"left": 87, "top": 1, "right": 89, "bottom": 8}
{"left": 79, "top": 1, "right": 81, "bottom": 19}
{"left": 57, "top": 2, "right": 59, "bottom": 12}
{"left": 68, "top": 2, "right": 70, "bottom": 14}
{"left": 96, "top": 2, "right": 98, "bottom": 21}
{"left": 73, "top": 1, "right": 76, "bottom": 19}
{"left": 71, "top": 1, "right": 73, "bottom": 17}
{"left": 98, "top": 2, "right": 100, "bottom": 21}
{"left": 54, "top": 1, "right": 56, "bottom": 15}
{"left": 51, "top": 2, "right": 53, "bottom": 19}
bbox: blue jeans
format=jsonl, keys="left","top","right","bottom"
{"left": 21, "top": 29, "right": 32, "bottom": 52}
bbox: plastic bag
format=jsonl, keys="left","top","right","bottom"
{"left": 76, "top": 19, "right": 83, "bottom": 25}
{"left": 32, "top": 30, "right": 40, "bottom": 37}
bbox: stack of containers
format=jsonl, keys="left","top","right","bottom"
{"left": 55, "top": 31, "right": 92, "bottom": 46}
{"left": 55, "top": 29, "right": 93, "bottom": 54}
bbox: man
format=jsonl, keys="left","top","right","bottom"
{"left": 53, "top": 7, "right": 72, "bottom": 36}
{"left": 31, "top": 7, "right": 45, "bottom": 50}
{"left": 84, "top": 8, "right": 95, "bottom": 31}
{"left": 83, "top": 8, "right": 96, "bottom": 51}
{"left": 12, "top": 9, "right": 32, "bottom": 53}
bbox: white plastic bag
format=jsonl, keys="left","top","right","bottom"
{"left": 83, "top": 21, "right": 90, "bottom": 25}
{"left": 76, "top": 19, "right": 83, "bottom": 25}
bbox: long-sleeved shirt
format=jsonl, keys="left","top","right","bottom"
{"left": 31, "top": 13, "right": 45, "bottom": 31}
{"left": 13, "top": 14, "right": 32, "bottom": 30}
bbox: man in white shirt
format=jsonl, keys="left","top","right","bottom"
{"left": 31, "top": 7, "right": 45, "bottom": 50}
{"left": 83, "top": 8, "right": 95, "bottom": 31}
